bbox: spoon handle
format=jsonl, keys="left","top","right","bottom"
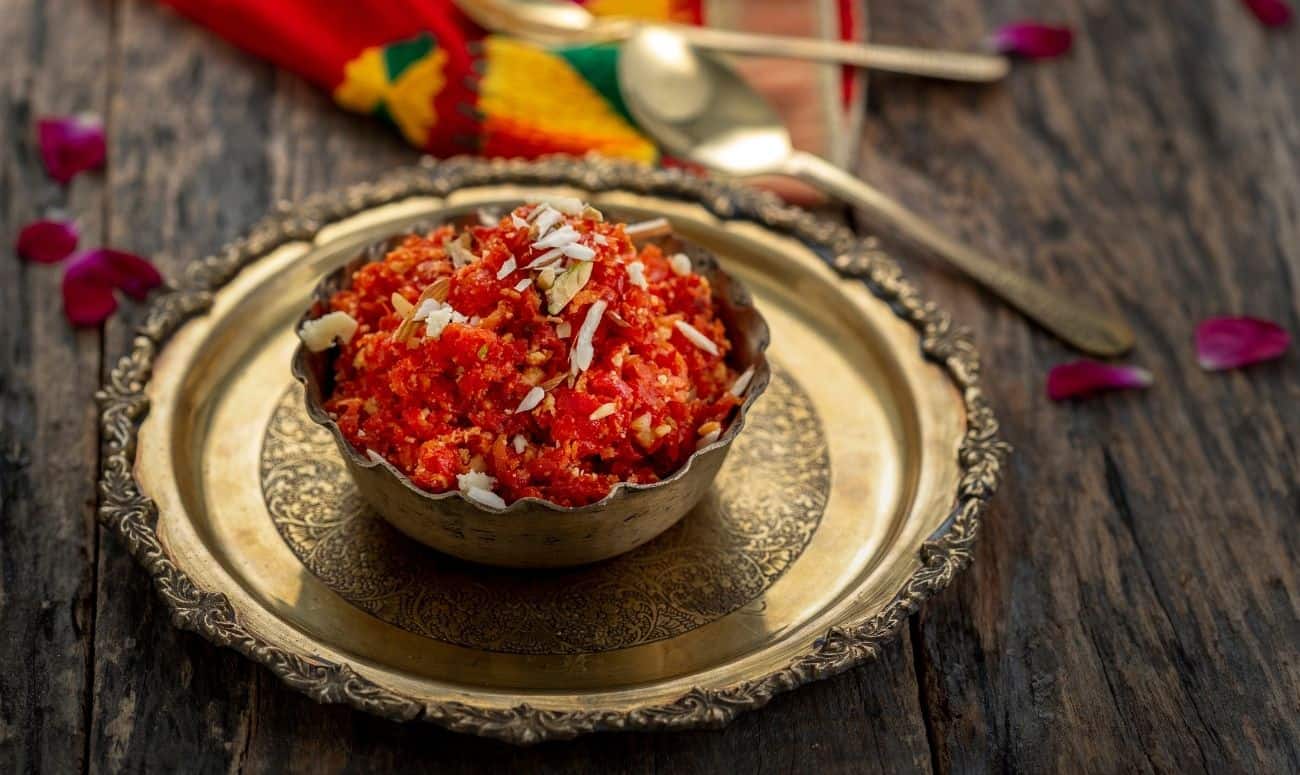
{"left": 782, "top": 152, "right": 1135, "bottom": 357}
{"left": 666, "top": 24, "right": 1009, "bottom": 82}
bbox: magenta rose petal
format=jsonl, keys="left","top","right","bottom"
{"left": 1242, "top": 0, "right": 1294, "bottom": 27}
{"left": 59, "top": 249, "right": 163, "bottom": 326}
{"left": 93, "top": 249, "right": 164, "bottom": 300}
{"left": 1196, "top": 316, "right": 1291, "bottom": 371}
{"left": 62, "top": 253, "right": 120, "bottom": 327}
{"left": 989, "top": 22, "right": 1074, "bottom": 59}
{"left": 37, "top": 114, "right": 107, "bottom": 184}
{"left": 1047, "top": 360, "right": 1153, "bottom": 401}
{"left": 15, "top": 218, "right": 79, "bottom": 263}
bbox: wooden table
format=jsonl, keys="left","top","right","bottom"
{"left": 3, "top": 1, "right": 1296, "bottom": 772}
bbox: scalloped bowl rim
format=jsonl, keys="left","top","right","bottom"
{"left": 290, "top": 222, "right": 772, "bottom": 516}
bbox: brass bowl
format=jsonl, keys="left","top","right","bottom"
{"left": 291, "top": 220, "right": 771, "bottom": 568}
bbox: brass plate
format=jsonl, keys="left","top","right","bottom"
{"left": 100, "top": 157, "right": 1007, "bottom": 744}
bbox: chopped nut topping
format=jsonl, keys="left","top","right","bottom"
{"left": 514, "top": 386, "right": 545, "bottom": 413}
{"left": 299, "top": 311, "right": 359, "bottom": 352}
{"left": 447, "top": 233, "right": 477, "bottom": 268}
{"left": 674, "top": 320, "right": 720, "bottom": 356}
{"left": 546, "top": 261, "right": 593, "bottom": 315}
{"left": 626, "top": 260, "right": 648, "bottom": 290}
{"left": 536, "top": 266, "right": 557, "bottom": 290}
{"left": 669, "top": 252, "right": 692, "bottom": 276}
{"left": 625, "top": 217, "right": 672, "bottom": 242}
{"left": 730, "top": 366, "right": 756, "bottom": 397}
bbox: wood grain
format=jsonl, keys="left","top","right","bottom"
{"left": 1, "top": 0, "right": 1297, "bottom": 772}
{"left": 866, "top": 1, "right": 1300, "bottom": 772}
{"left": 0, "top": 2, "right": 112, "bottom": 772}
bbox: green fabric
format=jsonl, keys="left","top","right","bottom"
{"left": 372, "top": 102, "right": 397, "bottom": 130}
{"left": 383, "top": 32, "right": 435, "bottom": 79}
{"left": 554, "top": 44, "right": 635, "bottom": 126}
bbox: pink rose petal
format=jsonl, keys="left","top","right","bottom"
{"left": 61, "top": 249, "right": 163, "bottom": 327}
{"left": 989, "top": 22, "right": 1074, "bottom": 59}
{"left": 1047, "top": 360, "right": 1153, "bottom": 401}
{"left": 1241, "top": 0, "right": 1293, "bottom": 27}
{"left": 37, "top": 115, "right": 106, "bottom": 184}
{"left": 16, "top": 218, "right": 79, "bottom": 263}
{"left": 1196, "top": 316, "right": 1291, "bottom": 371}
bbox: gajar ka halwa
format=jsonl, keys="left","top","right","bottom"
{"left": 298, "top": 199, "right": 756, "bottom": 508}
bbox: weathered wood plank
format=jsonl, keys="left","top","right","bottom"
{"left": 226, "top": 631, "right": 930, "bottom": 775}
{"left": 2, "top": 0, "right": 1290, "bottom": 771}
{"left": 865, "top": 1, "right": 1300, "bottom": 772}
{"left": 86, "top": 1, "right": 281, "bottom": 771}
{"left": 0, "top": 1, "right": 112, "bottom": 772}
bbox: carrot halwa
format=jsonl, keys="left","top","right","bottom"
{"left": 305, "top": 199, "right": 752, "bottom": 508}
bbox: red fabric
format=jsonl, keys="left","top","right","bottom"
{"left": 157, "top": 0, "right": 861, "bottom": 165}
{"left": 159, "top": 0, "right": 478, "bottom": 91}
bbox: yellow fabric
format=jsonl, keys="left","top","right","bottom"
{"left": 587, "top": 0, "right": 694, "bottom": 22}
{"left": 334, "top": 45, "right": 448, "bottom": 147}
{"left": 478, "top": 37, "right": 655, "bottom": 162}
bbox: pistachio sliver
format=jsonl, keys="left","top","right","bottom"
{"left": 545, "top": 260, "right": 593, "bottom": 315}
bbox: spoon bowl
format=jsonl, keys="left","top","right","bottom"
{"left": 620, "top": 28, "right": 793, "bottom": 177}
{"left": 619, "top": 28, "right": 1135, "bottom": 357}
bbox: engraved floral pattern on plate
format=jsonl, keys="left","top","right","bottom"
{"left": 260, "top": 366, "right": 829, "bottom": 655}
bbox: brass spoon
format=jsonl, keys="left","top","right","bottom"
{"left": 454, "top": 0, "right": 1010, "bottom": 83}
{"left": 618, "top": 28, "right": 1134, "bottom": 357}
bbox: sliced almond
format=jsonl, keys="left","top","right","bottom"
{"left": 625, "top": 217, "right": 672, "bottom": 242}
{"left": 674, "top": 319, "right": 720, "bottom": 356}
{"left": 530, "top": 205, "right": 563, "bottom": 238}
{"left": 533, "top": 225, "right": 581, "bottom": 251}
{"left": 562, "top": 242, "right": 596, "bottom": 261}
{"left": 532, "top": 196, "right": 584, "bottom": 215}
{"left": 581, "top": 205, "right": 604, "bottom": 222}
{"left": 539, "top": 372, "right": 568, "bottom": 391}
{"left": 696, "top": 429, "right": 722, "bottom": 449}
{"left": 425, "top": 277, "right": 451, "bottom": 303}
{"left": 390, "top": 292, "right": 414, "bottom": 317}
{"left": 392, "top": 278, "right": 451, "bottom": 343}
{"left": 730, "top": 366, "right": 756, "bottom": 397}
{"left": 526, "top": 247, "right": 564, "bottom": 269}
{"left": 631, "top": 413, "right": 655, "bottom": 449}
{"left": 570, "top": 299, "right": 606, "bottom": 372}
{"left": 514, "top": 386, "right": 545, "bottom": 414}
{"left": 589, "top": 402, "right": 617, "bottom": 421}
{"left": 447, "top": 233, "right": 477, "bottom": 268}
